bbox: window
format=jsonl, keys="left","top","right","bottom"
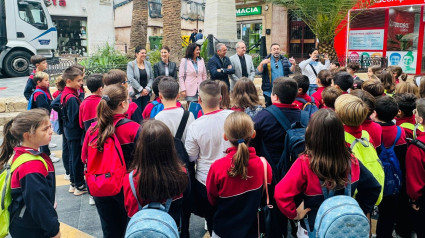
{"left": 18, "top": 1, "right": 48, "bottom": 30}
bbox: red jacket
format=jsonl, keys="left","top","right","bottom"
{"left": 311, "top": 87, "right": 326, "bottom": 108}
{"left": 79, "top": 95, "right": 101, "bottom": 130}
{"left": 405, "top": 134, "right": 425, "bottom": 201}
{"left": 361, "top": 119, "right": 382, "bottom": 147}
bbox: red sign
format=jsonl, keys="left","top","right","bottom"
{"left": 47, "top": 0, "right": 67, "bottom": 6}
{"left": 370, "top": 0, "right": 425, "bottom": 8}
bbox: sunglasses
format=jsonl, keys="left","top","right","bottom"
{"left": 275, "top": 62, "right": 278, "bottom": 69}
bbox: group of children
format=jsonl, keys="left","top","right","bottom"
{"left": 1, "top": 54, "right": 425, "bottom": 238}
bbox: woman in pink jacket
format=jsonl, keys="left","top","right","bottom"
{"left": 179, "top": 43, "right": 208, "bottom": 103}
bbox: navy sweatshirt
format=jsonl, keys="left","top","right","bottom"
{"left": 23, "top": 69, "right": 37, "bottom": 100}
{"left": 61, "top": 86, "right": 83, "bottom": 141}
{"left": 9, "top": 147, "right": 59, "bottom": 237}
{"left": 30, "top": 86, "right": 53, "bottom": 113}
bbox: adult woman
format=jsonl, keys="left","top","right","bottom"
{"left": 153, "top": 45, "right": 177, "bottom": 79}
{"left": 178, "top": 43, "right": 207, "bottom": 103}
{"left": 298, "top": 48, "right": 330, "bottom": 96}
{"left": 127, "top": 46, "right": 153, "bottom": 111}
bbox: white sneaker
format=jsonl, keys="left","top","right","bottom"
{"left": 50, "top": 154, "right": 60, "bottom": 163}
{"left": 64, "top": 174, "right": 70, "bottom": 180}
{"left": 204, "top": 220, "right": 208, "bottom": 231}
{"left": 69, "top": 185, "right": 75, "bottom": 193}
{"left": 89, "top": 196, "right": 95, "bottom": 205}
{"left": 49, "top": 143, "right": 57, "bottom": 148}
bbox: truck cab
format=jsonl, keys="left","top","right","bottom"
{"left": 0, "top": 0, "right": 57, "bottom": 77}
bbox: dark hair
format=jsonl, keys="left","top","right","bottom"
{"left": 352, "top": 79, "right": 363, "bottom": 90}
{"left": 420, "top": 77, "right": 425, "bottom": 98}
{"left": 161, "top": 45, "right": 170, "bottom": 53}
{"left": 30, "top": 55, "right": 46, "bottom": 65}
{"left": 185, "top": 43, "right": 200, "bottom": 59}
{"left": 388, "top": 66, "right": 407, "bottom": 82}
{"left": 305, "top": 109, "right": 352, "bottom": 190}
{"left": 362, "top": 80, "right": 384, "bottom": 98}
{"left": 71, "top": 63, "right": 85, "bottom": 74}
{"left": 135, "top": 46, "right": 146, "bottom": 55}
{"left": 158, "top": 76, "right": 179, "bottom": 100}
{"left": 317, "top": 69, "right": 333, "bottom": 87}
{"left": 347, "top": 62, "right": 360, "bottom": 72}
{"left": 394, "top": 93, "right": 417, "bottom": 117}
{"left": 199, "top": 29, "right": 202, "bottom": 33}
{"left": 322, "top": 87, "right": 342, "bottom": 109}
{"left": 369, "top": 65, "right": 382, "bottom": 75}
{"left": 270, "top": 43, "right": 280, "bottom": 49}
{"left": 417, "top": 98, "right": 425, "bottom": 119}
{"left": 333, "top": 72, "right": 353, "bottom": 92}
{"left": 199, "top": 80, "right": 221, "bottom": 108}
{"left": 90, "top": 84, "right": 128, "bottom": 151}
{"left": 231, "top": 77, "right": 261, "bottom": 109}
{"left": 307, "top": 47, "right": 318, "bottom": 56}
{"left": 55, "top": 76, "right": 65, "bottom": 91}
{"left": 0, "top": 109, "right": 49, "bottom": 166}
{"left": 331, "top": 61, "right": 340, "bottom": 67}
{"left": 272, "top": 77, "right": 298, "bottom": 104}
{"left": 153, "top": 76, "right": 165, "bottom": 98}
{"left": 103, "top": 69, "right": 127, "bottom": 86}
{"left": 62, "top": 66, "right": 83, "bottom": 82}
{"left": 219, "top": 81, "right": 230, "bottom": 109}
{"left": 293, "top": 75, "right": 310, "bottom": 94}
{"left": 379, "top": 70, "right": 395, "bottom": 93}
{"left": 86, "top": 74, "right": 104, "bottom": 93}
{"left": 375, "top": 96, "right": 399, "bottom": 122}
{"left": 350, "top": 89, "right": 376, "bottom": 117}
{"left": 131, "top": 120, "right": 188, "bottom": 201}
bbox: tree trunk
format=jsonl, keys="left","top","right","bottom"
{"left": 129, "top": 0, "right": 148, "bottom": 57}
{"left": 318, "top": 40, "right": 337, "bottom": 61}
{"left": 162, "top": 0, "right": 182, "bottom": 63}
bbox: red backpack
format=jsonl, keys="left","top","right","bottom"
{"left": 82, "top": 118, "right": 131, "bottom": 197}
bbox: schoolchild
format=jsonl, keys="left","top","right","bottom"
{"left": 368, "top": 65, "right": 382, "bottom": 80}
{"left": 185, "top": 80, "right": 233, "bottom": 234}
{"left": 103, "top": 69, "right": 142, "bottom": 123}
{"left": 230, "top": 77, "right": 263, "bottom": 118}
{"left": 293, "top": 75, "right": 319, "bottom": 109}
{"left": 329, "top": 61, "right": 340, "bottom": 73}
{"left": 352, "top": 79, "right": 363, "bottom": 90}
{"left": 346, "top": 62, "right": 361, "bottom": 81}
{"left": 405, "top": 98, "right": 425, "bottom": 237}
{"left": 60, "top": 66, "right": 86, "bottom": 195}
{"left": 206, "top": 111, "right": 272, "bottom": 238}
{"left": 197, "top": 80, "right": 231, "bottom": 119}
{"left": 394, "top": 93, "right": 423, "bottom": 139}
{"left": 79, "top": 74, "right": 103, "bottom": 132}
{"left": 123, "top": 120, "right": 188, "bottom": 225}
{"left": 388, "top": 65, "right": 407, "bottom": 84}
{"left": 372, "top": 95, "right": 408, "bottom": 238}
{"left": 350, "top": 89, "right": 382, "bottom": 147}
{"left": 0, "top": 109, "right": 60, "bottom": 238}
{"left": 332, "top": 71, "right": 353, "bottom": 94}
{"left": 311, "top": 69, "right": 332, "bottom": 108}
{"left": 362, "top": 79, "right": 385, "bottom": 98}
{"left": 274, "top": 109, "right": 381, "bottom": 235}
{"left": 394, "top": 81, "right": 419, "bottom": 97}
{"left": 70, "top": 63, "right": 86, "bottom": 101}
{"left": 24, "top": 55, "right": 48, "bottom": 100}
{"left": 81, "top": 84, "right": 140, "bottom": 238}
{"left": 379, "top": 69, "right": 396, "bottom": 96}
{"left": 321, "top": 86, "right": 342, "bottom": 110}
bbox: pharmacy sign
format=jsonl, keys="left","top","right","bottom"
{"left": 236, "top": 6, "right": 262, "bottom": 17}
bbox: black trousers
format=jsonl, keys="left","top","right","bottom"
{"left": 68, "top": 139, "right": 85, "bottom": 187}
{"left": 93, "top": 191, "right": 129, "bottom": 238}
{"left": 409, "top": 202, "right": 425, "bottom": 238}
{"left": 62, "top": 134, "right": 70, "bottom": 175}
{"left": 377, "top": 194, "right": 399, "bottom": 238}
{"left": 193, "top": 179, "right": 214, "bottom": 235}
{"left": 134, "top": 95, "right": 150, "bottom": 112}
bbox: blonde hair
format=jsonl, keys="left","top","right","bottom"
{"left": 395, "top": 81, "right": 419, "bottom": 97}
{"left": 32, "top": 71, "right": 49, "bottom": 85}
{"left": 335, "top": 94, "right": 368, "bottom": 126}
{"left": 224, "top": 111, "right": 255, "bottom": 180}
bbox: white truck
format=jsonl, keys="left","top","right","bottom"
{"left": 0, "top": 0, "right": 57, "bottom": 77}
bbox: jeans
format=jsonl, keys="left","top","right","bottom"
{"left": 93, "top": 191, "right": 128, "bottom": 238}
{"left": 68, "top": 139, "right": 85, "bottom": 187}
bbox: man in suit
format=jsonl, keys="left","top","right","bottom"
{"left": 229, "top": 41, "right": 256, "bottom": 91}
{"left": 208, "top": 43, "right": 235, "bottom": 90}
{"left": 189, "top": 29, "right": 197, "bottom": 43}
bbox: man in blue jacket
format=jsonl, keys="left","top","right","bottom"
{"left": 208, "top": 43, "right": 235, "bottom": 90}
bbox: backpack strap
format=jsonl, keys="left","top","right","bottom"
{"left": 309, "top": 63, "right": 318, "bottom": 77}
{"left": 129, "top": 170, "right": 142, "bottom": 211}
{"left": 11, "top": 153, "right": 48, "bottom": 173}
{"left": 345, "top": 131, "right": 371, "bottom": 149}
{"left": 259, "top": 157, "right": 270, "bottom": 205}
{"left": 27, "top": 89, "right": 48, "bottom": 110}
{"left": 300, "top": 111, "right": 309, "bottom": 127}
{"left": 265, "top": 105, "right": 291, "bottom": 131}
{"left": 385, "top": 126, "right": 402, "bottom": 150}
{"left": 413, "top": 124, "right": 425, "bottom": 139}
{"left": 175, "top": 110, "right": 190, "bottom": 140}
{"left": 115, "top": 118, "right": 132, "bottom": 128}
{"left": 295, "top": 97, "right": 307, "bottom": 105}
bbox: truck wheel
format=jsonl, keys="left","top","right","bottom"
{"left": 2, "top": 51, "right": 32, "bottom": 77}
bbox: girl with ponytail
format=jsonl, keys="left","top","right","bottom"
{"left": 82, "top": 84, "right": 140, "bottom": 238}
{"left": 206, "top": 111, "right": 272, "bottom": 238}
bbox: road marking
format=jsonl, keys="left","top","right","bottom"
{"left": 60, "top": 222, "right": 94, "bottom": 238}
{"left": 0, "top": 87, "right": 7, "bottom": 90}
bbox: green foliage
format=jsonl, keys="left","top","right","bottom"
{"left": 252, "top": 55, "right": 263, "bottom": 69}
{"left": 79, "top": 43, "right": 129, "bottom": 74}
{"left": 200, "top": 38, "right": 210, "bottom": 62}
{"left": 147, "top": 49, "right": 161, "bottom": 66}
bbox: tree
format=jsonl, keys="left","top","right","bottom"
{"left": 270, "top": 0, "right": 372, "bottom": 59}
{"left": 162, "top": 0, "right": 182, "bottom": 63}
{"left": 129, "top": 0, "right": 148, "bottom": 57}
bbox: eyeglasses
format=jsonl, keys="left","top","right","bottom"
{"left": 123, "top": 80, "right": 130, "bottom": 84}
{"left": 275, "top": 62, "right": 278, "bottom": 69}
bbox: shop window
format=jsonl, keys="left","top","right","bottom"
{"left": 237, "top": 22, "right": 262, "bottom": 53}
{"left": 149, "top": 0, "right": 162, "bottom": 18}
{"left": 350, "top": 8, "right": 386, "bottom": 29}
{"left": 54, "top": 17, "right": 87, "bottom": 56}
{"left": 17, "top": 1, "right": 48, "bottom": 30}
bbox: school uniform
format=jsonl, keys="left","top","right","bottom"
{"left": 274, "top": 154, "right": 381, "bottom": 232}
{"left": 142, "top": 98, "right": 183, "bottom": 120}
{"left": 23, "top": 69, "right": 37, "bottom": 100}
{"left": 61, "top": 86, "right": 85, "bottom": 188}
{"left": 79, "top": 95, "right": 101, "bottom": 130}
{"left": 396, "top": 115, "right": 419, "bottom": 140}
{"left": 206, "top": 147, "right": 272, "bottom": 238}
{"left": 31, "top": 86, "right": 53, "bottom": 156}
{"left": 375, "top": 122, "right": 408, "bottom": 238}
{"left": 361, "top": 118, "right": 382, "bottom": 147}
{"left": 155, "top": 107, "right": 195, "bottom": 143}
{"left": 51, "top": 91, "right": 70, "bottom": 175}
{"left": 311, "top": 86, "right": 326, "bottom": 108}
{"left": 9, "top": 147, "right": 59, "bottom": 238}
{"left": 344, "top": 125, "right": 376, "bottom": 148}
{"left": 125, "top": 102, "right": 142, "bottom": 124}
{"left": 294, "top": 93, "right": 320, "bottom": 110}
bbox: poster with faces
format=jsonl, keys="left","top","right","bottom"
{"left": 387, "top": 51, "right": 417, "bottom": 74}
{"left": 348, "top": 51, "right": 383, "bottom": 67}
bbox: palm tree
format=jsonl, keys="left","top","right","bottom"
{"left": 270, "top": 0, "right": 372, "bottom": 59}
{"left": 162, "top": 0, "right": 182, "bottom": 63}
{"left": 129, "top": 0, "right": 148, "bottom": 56}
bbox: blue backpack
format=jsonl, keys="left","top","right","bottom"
{"left": 306, "top": 175, "right": 370, "bottom": 238}
{"left": 378, "top": 126, "right": 403, "bottom": 196}
{"left": 264, "top": 105, "right": 309, "bottom": 181}
{"left": 27, "top": 89, "right": 48, "bottom": 110}
{"left": 150, "top": 100, "right": 165, "bottom": 118}
{"left": 125, "top": 171, "right": 179, "bottom": 238}
{"left": 296, "top": 97, "right": 318, "bottom": 117}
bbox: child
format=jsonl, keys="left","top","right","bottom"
{"left": 82, "top": 84, "right": 140, "bottom": 238}
{"left": 0, "top": 109, "right": 60, "bottom": 238}
{"left": 60, "top": 66, "right": 86, "bottom": 195}
{"left": 197, "top": 80, "right": 231, "bottom": 119}
{"left": 123, "top": 120, "right": 188, "bottom": 225}
{"left": 395, "top": 93, "right": 423, "bottom": 139}
{"left": 388, "top": 65, "right": 407, "bottom": 84}
{"left": 395, "top": 81, "right": 419, "bottom": 97}
{"left": 350, "top": 89, "right": 382, "bottom": 147}
{"left": 230, "top": 77, "right": 263, "bottom": 118}
{"left": 71, "top": 63, "right": 86, "bottom": 101}
{"left": 362, "top": 79, "right": 385, "bottom": 98}
{"left": 103, "top": 69, "right": 142, "bottom": 123}
{"left": 346, "top": 62, "right": 360, "bottom": 81}
{"left": 293, "top": 75, "right": 319, "bottom": 109}
{"left": 79, "top": 74, "right": 103, "bottom": 133}
{"left": 321, "top": 87, "right": 342, "bottom": 110}
{"left": 274, "top": 109, "right": 381, "bottom": 235}
{"left": 206, "top": 111, "right": 272, "bottom": 237}
{"left": 185, "top": 80, "right": 233, "bottom": 234}
{"left": 332, "top": 71, "right": 353, "bottom": 94}
{"left": 24, "top": 55, "right": 47, "bottom": 100}
{"left": 372, "top": 96, "right": 408, "bottom": 238}
{"left": 330, "top": 61, "right": 340, "bottom": 73}
{"left": 368, "top": 65, "right": 382, "bottom": 80}
{"left": 312, "top": 69, "right": 332, "bottom": 108}
{"left": 419, "top": 77, "right": 425, "bottom": 98}
{"left": 405, "top": 98, "right": 425, "bottom": 237}
{"left": 352, "top": 79, "right": 363, "bottom": 90}
{"left": 379, "top": 70, "right": 395, "bottom": 96}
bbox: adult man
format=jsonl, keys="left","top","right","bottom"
{"left": 189, "top": 28, "right": 197, "bottom": 43}
{"left": 195, "top": 29, "right": 203, "bottom": 41}
{"left": 208, "top": 43, "right": 235, "bottom": 89}
{"left": 229, "top": 41, "right": 256, "bottom": 90}
{"left": 257, "top": 43, "right": 296, "bottom": 106}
